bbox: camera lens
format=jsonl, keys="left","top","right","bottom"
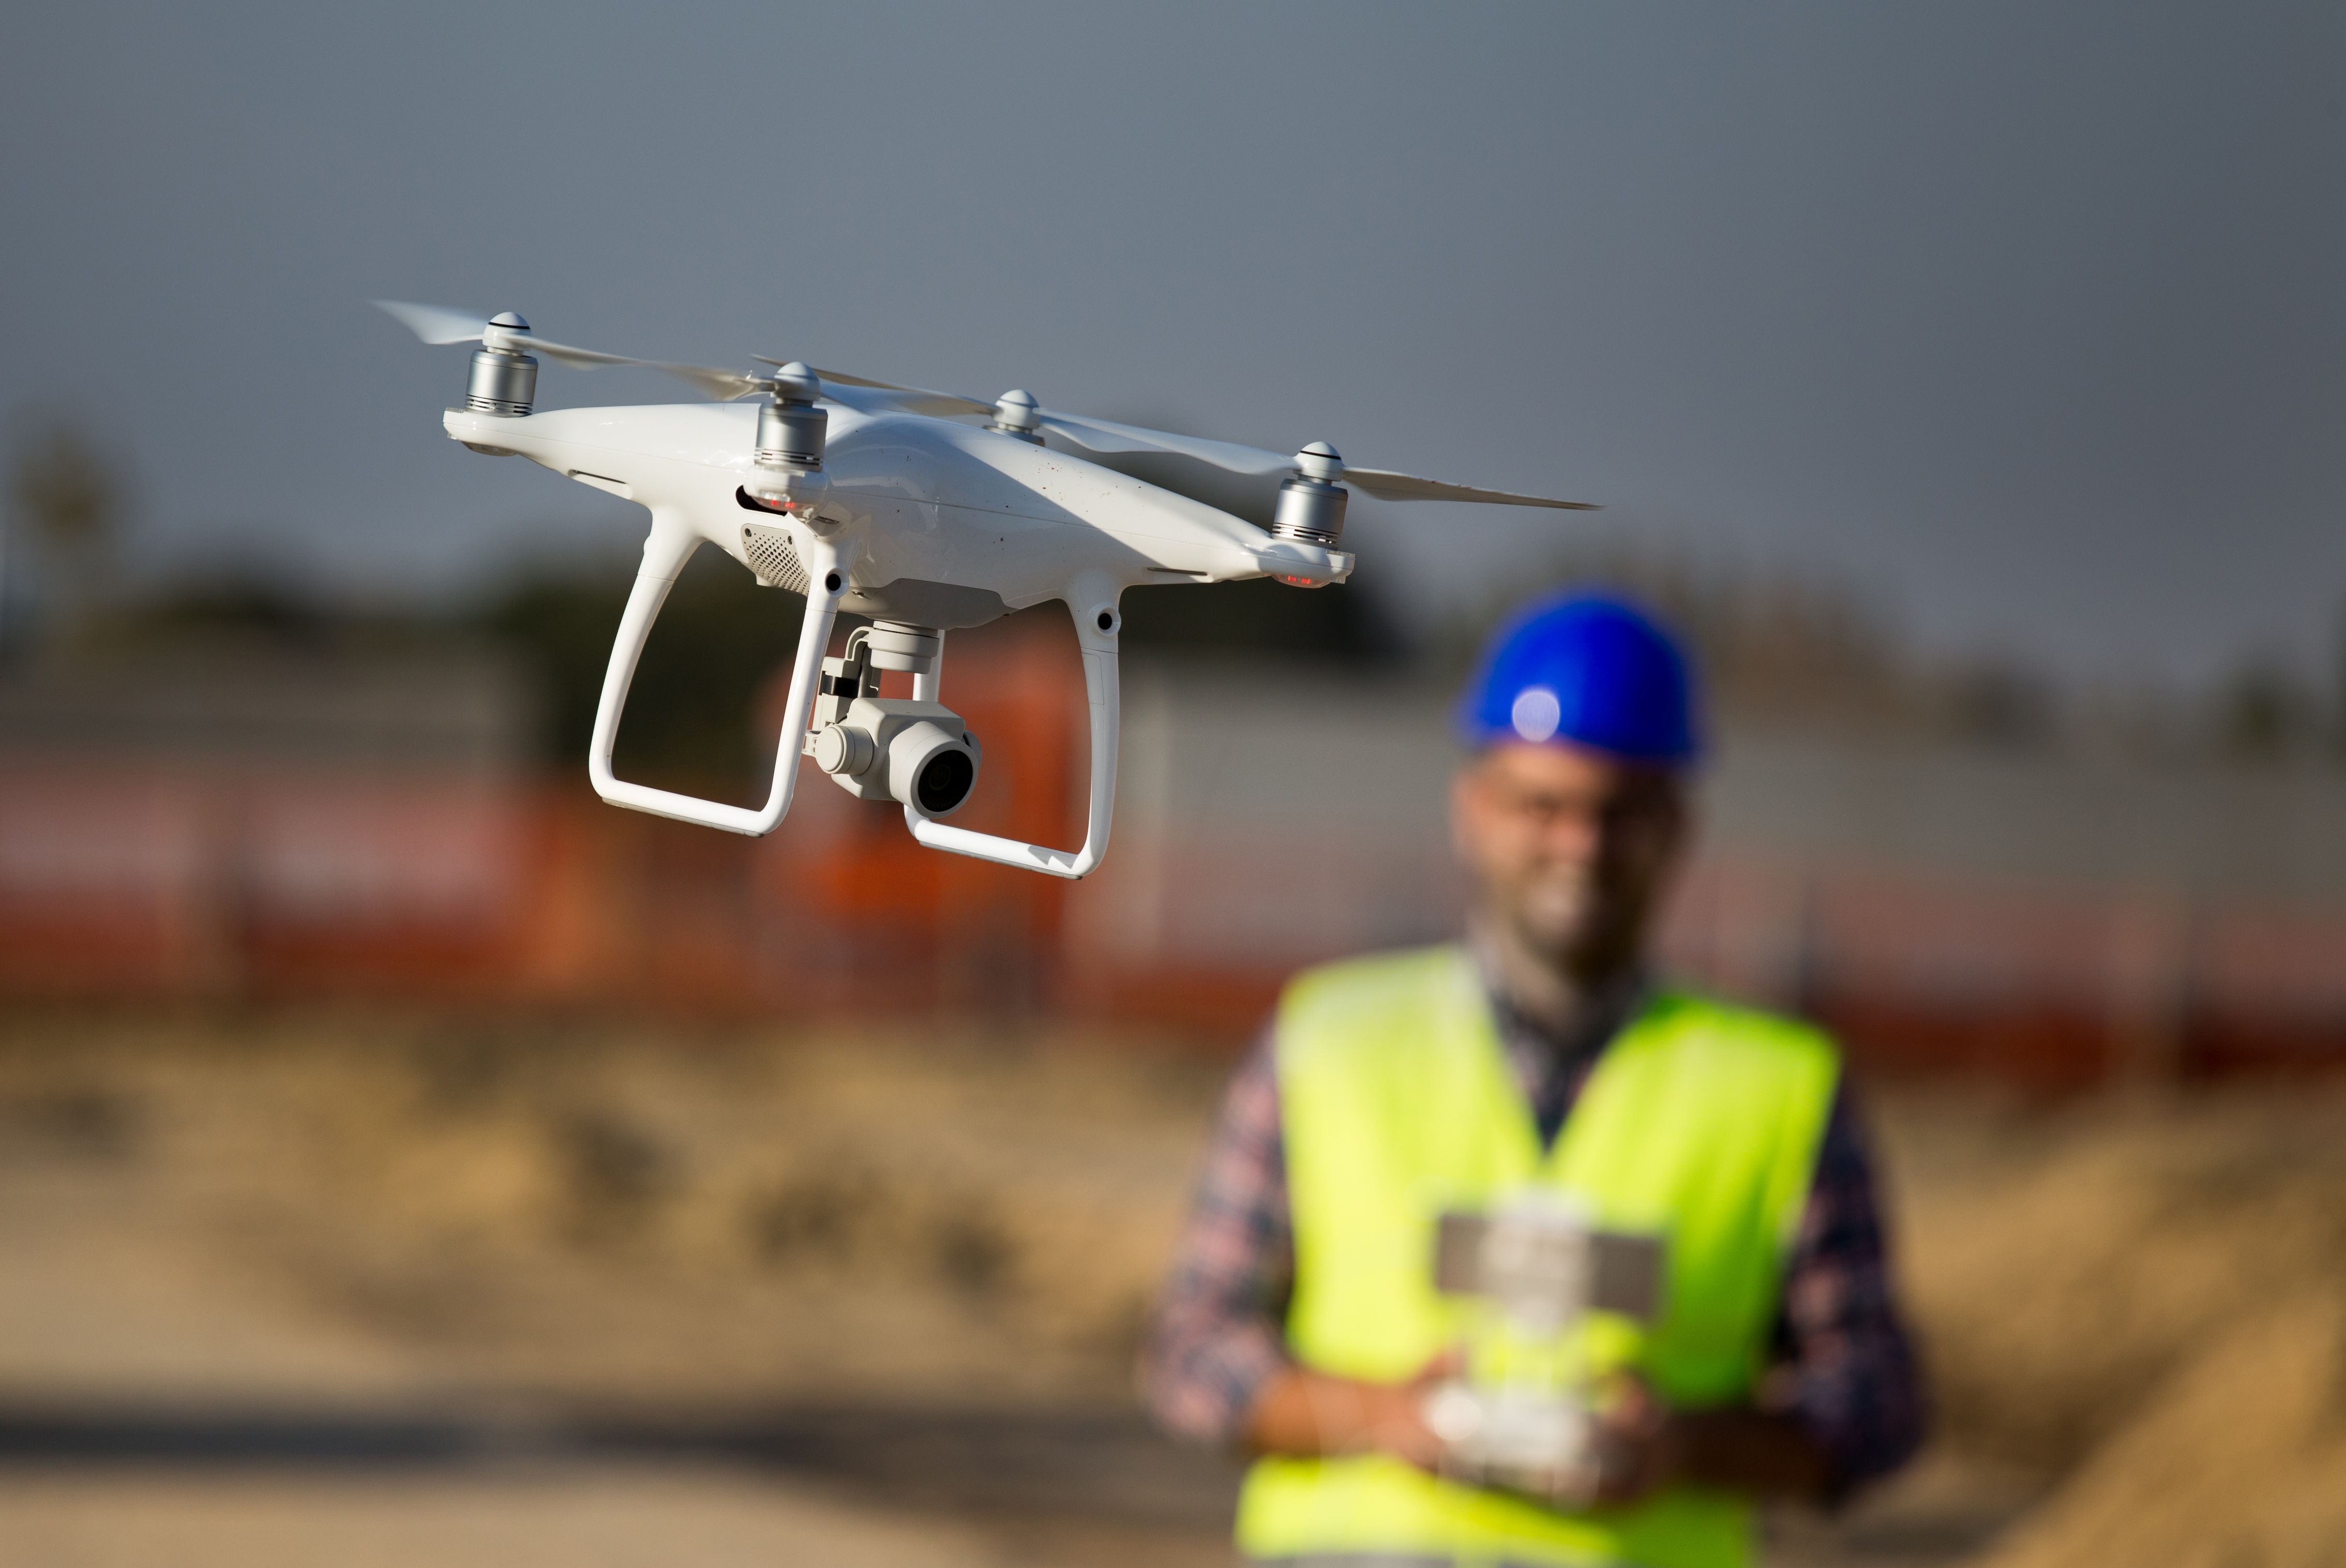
{"left": 915, "top": 748, "right": 974, "bottom": 815}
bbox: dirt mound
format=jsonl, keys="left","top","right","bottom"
{"left": 10, "top": 1013, "right": 2346, "bottom": 1562}
{"left": 0, "top": 1013, "right": 1225, "bottom": 1408}
{"left": 1883, "top": 1084, "right": 2346, "bottom": 1566}
{"left": 1986, "top": 1293, "right": 2346, "bottom": 1568}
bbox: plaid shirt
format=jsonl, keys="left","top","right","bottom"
{"left": 1139, "top": 969, "right": 1927, "bottom": 1499}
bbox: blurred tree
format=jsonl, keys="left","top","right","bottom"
{"left": 134, "top": 578, "right": 335, "bottom": 641}
{"left": 1118, "top": 574, "right": 1401, "bottom": 661}
{"left": 2217, "top": 657, "right": 2316, "bottom": 762}
{"left": 1943, "top": 661, "right": 2061, "bottom": 751}
{"left": 2334, "top": 608, "right": 2346, "bottom": 758}
{"left": 483, "top": 548, "right": 817, "bottom": 798}
{"left": 6, "top": 412, "right": 125, "bottom": 651}
{"left": 481, "top": 571, "right": 633, "bottom": 763}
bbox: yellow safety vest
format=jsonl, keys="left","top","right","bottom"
{"left": 1238, "top": 945, "right": 1838, "bottom": 1568}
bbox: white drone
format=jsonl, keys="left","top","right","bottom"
{"left": 377, "top": 301, "right": 1594, "bottom": 879}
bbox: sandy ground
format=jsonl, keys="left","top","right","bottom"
{"left": 0, "top": 1010, "right": 2337, "bottom": 1566}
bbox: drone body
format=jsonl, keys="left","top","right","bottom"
{"left": 444, "top": 396, "right": 1354, "bottom": 624}
{"left": 381, "top": 303, "right": 1592, "bottom": 878}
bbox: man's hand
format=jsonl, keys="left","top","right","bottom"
{"left": 1242, "top": 1353, "right": 1460, "bottom": 1471}
{"left": 1246, "top": 1364, "right": 1836, "bottom": 1507}
{"left": 1589, "top": 1374, "right": 1834, "bottom": 1506}
{"left": 1586, "top": 1374, "right": 1683, "bottom": 1506}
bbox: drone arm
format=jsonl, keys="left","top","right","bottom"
{"left": 588, "top": 514, "right": 853, "bottom": 836}
{"left": 905, "top": 596, "right": 1119, "bottom": 880}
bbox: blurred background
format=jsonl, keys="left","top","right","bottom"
{"left": 4, "top": 3, "right": 2345, "bottom": 1564}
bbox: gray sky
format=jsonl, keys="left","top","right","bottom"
{"left": 4, "top": 2, "right": 2341, "bottom": 690}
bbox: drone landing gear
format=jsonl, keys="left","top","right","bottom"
{"left": 906, "top": 599, "right": 1119, "bottom": 880}
{"left": 585, "top": 515, "right": 1119, "bottom": 879}
{"left": 587, "top": 514, "right": 854, "bottom": 836}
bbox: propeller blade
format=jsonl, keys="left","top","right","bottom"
{"left": 373, "top": 299, "right": 492, "bottom": 344}
{"left": 500, "top": 333, "right": 642, "bottom": 370}
{"left": 808, "top": 381, "right": 940, "bottom": 417}
{"left": 502, "top": 336, "right": 762, "bottom": 400}
{"left": 374, "top": 304, "right": 1608, "bottom": 499}
{"left": 645, "top": 363, "right": 766, "bottom": 401}
{"left": 1036, "top": 412, "right": 1295, "bottom": 476}
{"left": 750, "top": 357, "right": 994, "bottom": 417}
{"left": 1342, "top": 468, "right": 1599, "bottom": 509}
{"left": 375, "top": 304, "right": 760, "bottom": 399}
{"left": 1034, "top": 412, "right": 1597, "bottom": 509}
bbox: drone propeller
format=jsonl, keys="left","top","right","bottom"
{"left": 751, "top": 357, "right": 994, "bottom": 418}
{"left": 1031, "top": 411, "right": 1298, "bottom": 476}
{"left": 376, "top": 300, "right": 1592, "bottom": 512}
{"left": 372, "top": 299, "right": 769, "bottom": 401}
{"left": 1335, "top": 469, "right": 1598, "bottom": 509}
{"left": 372, "top": 299, "right": 507, "bottom": 345}
{"left": 1027, "top": 406, "right": 1596, "bottom": 511}
{"left": 375, "top": 300, "right": 646, "bottom": 370}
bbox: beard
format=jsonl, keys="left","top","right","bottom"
{"left": 1496, "top": 859, "right": 1649, "bottom": 987}
{"left": 1503, "top": 861, "right": 1595, "bottom": 957}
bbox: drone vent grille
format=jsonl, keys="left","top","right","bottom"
{"left": 741, "top": 523, "right": 810, "bottom": 594}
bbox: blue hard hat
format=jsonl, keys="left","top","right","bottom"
{"left": 1456, "top": 593, "right": 1702, "bottom": 764}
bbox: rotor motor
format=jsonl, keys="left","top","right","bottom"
{"left": 754, "top": 361, "right": 828, "bottom": 472}
{"left": 1269, "top": 440, "right": 1348, "bottom": 548}
{"left": 988, "top": 389, "right": 1046, "bottom": 445}
{"left": 465, "top": 312, "right": 538, "bottom": 417}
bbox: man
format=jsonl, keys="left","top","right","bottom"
{"left": 1142, "top": 594, "right": 1925, "bottom": 1567}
